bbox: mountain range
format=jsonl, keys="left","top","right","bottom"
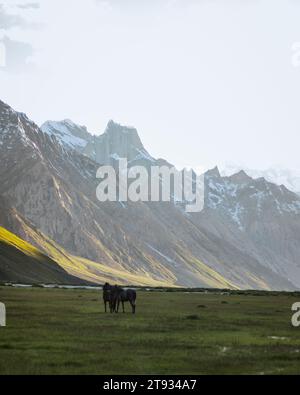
{"left": 221, "top": 164, "right": 300, "bottom": 196}
{"left": 1, "top": 99, "right": 300, "bottom": 290}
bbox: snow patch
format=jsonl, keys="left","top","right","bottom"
{"left": 41, "top": 121, "right": 88, "bottom": 150}
{"left": 146, "top": 244, "right": 178, "bottom": 267}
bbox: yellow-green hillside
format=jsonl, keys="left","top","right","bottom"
{"left": 0, "top": 226, "right": 81, "bottom": 284}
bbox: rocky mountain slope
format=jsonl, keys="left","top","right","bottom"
{"left": 1, "top": 99, "right": 300, "bottom": 290}
{"left": 0, "top": 195, "right": 169, "bottom": 286}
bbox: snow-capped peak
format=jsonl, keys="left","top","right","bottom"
{"left": 221, "top": 164, "right": 300, "bottom": 196}
{"left": 40, "top": 119, "right": 90, "bottom": 151}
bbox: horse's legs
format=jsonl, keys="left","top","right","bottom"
{"left": 122, "top": 301, "right": 125, "bottom": 313}
{"left": 130, "top": 300, "right": 136, "bottom": 314}
{"left": 104, "top": 301, "right": 107, "bottom": 313}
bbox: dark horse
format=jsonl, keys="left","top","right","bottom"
{"left": 110, "top": 285, "right": 137, "bottom": 314}
{"left": 103, "top": 282, "right": 112, "bottom": 313}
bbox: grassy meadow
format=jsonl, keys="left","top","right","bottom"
{"left": 0, "top": 286, "right": 300, "bottom": 375}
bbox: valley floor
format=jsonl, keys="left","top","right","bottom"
{"left": 0, "top": 287, "right": 300, "bottom": 374}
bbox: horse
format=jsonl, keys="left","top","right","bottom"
{"left": 110, "top": 285, "right": 137, "bottom": 314}
{"left": 103, "top": 282, "right": 113, "bottom": 313}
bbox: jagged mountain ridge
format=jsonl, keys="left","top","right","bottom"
{"left": 1, "top": 99, "right": 300, "bottom": 289}
{"left": 221, "top": 164, "right": 300, "bottom": 195}
{"left": 41, "top": 119, "right": 156, "bottom": 167}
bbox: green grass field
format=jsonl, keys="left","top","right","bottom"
{"left": 0, "top": 286, "right": 300, "bottom": 375}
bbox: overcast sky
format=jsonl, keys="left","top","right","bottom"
{"left": 1, "top": 0, "right": 300, "bottom": 172}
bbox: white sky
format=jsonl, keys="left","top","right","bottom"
{"left": 1, "top": 0, "right": 300, "bottom": 172}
